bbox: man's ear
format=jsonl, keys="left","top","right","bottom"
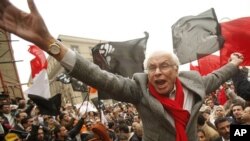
{"left": 174, "top": 65, "right": 179, "bottom": 72}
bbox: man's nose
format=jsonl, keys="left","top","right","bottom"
{"left": 154, "top": 67, "right": 161, "bottom": 74}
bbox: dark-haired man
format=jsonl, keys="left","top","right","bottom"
{"left": 214, "top": 117, "right": 231, "bottom": 141}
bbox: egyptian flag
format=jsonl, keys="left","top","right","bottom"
{"left": 25, "top": 45, "right": 50, "bottom": 98}
{"left": 172, "top": 8, "right": 224, "bottom": 64}
{"left": 92, "top": 32, "right": 149, "bottom": 78}
{"left": 25, "top": 45, "right": 61, "bottom": 116}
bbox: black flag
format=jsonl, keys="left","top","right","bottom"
{"left": 92, "top": 32, "right": 149, "bottom": 78}
{"left": 56, "top": 73, "right": 71, "bottom": 84}
{"left": 70, "top": 77, "right": 88, "bottom": 92}
{"left": 172, "top": 8, "right": 224, "bottom": 64}
{"left": 28, "top": 93, "right": 61, "bottom": 116}
{"left": 56, "top": 73, "right": 87, "bottom": 92}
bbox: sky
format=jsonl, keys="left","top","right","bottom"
{"left": 8, "top": 0, "right": 250, "bottom": 91}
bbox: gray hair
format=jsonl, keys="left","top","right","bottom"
{"left": 144, "top": 50, "right": 180, "bottom": 72}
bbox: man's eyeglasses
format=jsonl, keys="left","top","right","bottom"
{"left": 147, "top": 62, "right": 175, "bottom": 73}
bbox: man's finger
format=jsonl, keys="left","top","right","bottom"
{"left": 28, "top": 0, "right": 39, "bottom": 14}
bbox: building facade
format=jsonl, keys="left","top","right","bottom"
{"left": 47, "top": 35, "right": 104, "bottom": 105}
{"left": 0, "top": 29, "right": 24, "bottom": 101}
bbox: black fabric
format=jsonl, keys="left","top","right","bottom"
{"left": 172, "top": 8, "right": 224, "bottom": 64}
{"left": 91, "top": 32, "right": 148, "bottom": 101}
{"left": 56, "top": 73, "right": 71, "bottom": 84}
{"left": 28, "top": 93, "right": 61, "bottom": 116}
{"left": 232, "top": 67, "right": 250, "bottom": 101}
{"left": 70, "top": 77, "right": 87, "bottom": 92}
{"left": 92, "top": 32, "right": 149, "bottom": 78}
{"left": 57, "top": 73, "right": 87, "bottom": 92}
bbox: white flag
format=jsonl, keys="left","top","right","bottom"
{"left": 25, "top": 69, "right": 50, "bottom": 98}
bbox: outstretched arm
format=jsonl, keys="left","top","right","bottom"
{"left": 0, "top": 0, "right": 67, "bottom": 60}
{"left": 202, "top": 53, "right": 244, "bottom": 93}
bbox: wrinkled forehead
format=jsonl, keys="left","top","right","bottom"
{"left": 144, "top": 50, "right": 180, "bottom": 70}
{"left": 147, "top": 52, "right": 173, "bottom": 64}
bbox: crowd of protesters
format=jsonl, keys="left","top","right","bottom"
{"left": 0, "top": 67, "right": 250, "bottom": 141}
{"left": 0, "top": 92, "right": 144, "bottom": 141}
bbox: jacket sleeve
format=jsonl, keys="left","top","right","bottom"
{"left": 202, "top": 63, "right": 238, "bottom": 94}
{"left": 67, "top": 53, "right": 142, "bottom": 104}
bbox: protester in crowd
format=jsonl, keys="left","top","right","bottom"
{"left": 43, "top": 115, "right": 60, "bottom": 138}
{"left": 238, "top": 106, "right": 250, "bottom": 125}
{"left": 107, "top": 121, "right": 118, "bottom": 141}
{"left": 13, "top": 111, "right": 28, "bottom": 131}
{"left": 0, "top": 102, "right": 15, "bottom": 130}
{"left": 28, "top": 116, "right": 52, "bottom": 141}
{"left": 59, "top": 112, "right": 76, "bottom": 131}
{"left": 17, "top": 98, "right": 27, "bottom": 112}
{"left": 231, "top": 102, "right": 245, "bottom": 124}
{"left": 81, "top": 120, "right": 95, "bottom": 140}
{"left": 197, "top": 129, "right": 208, "bottom": 141}
{"left": 214, "top": 117, "right": 231, "bottom": 141}
{"left": 117, "top": 123, "right": 130, "bottom": 141}
{"left": 20, "top": 116, "right": 34, "bottom": 132}
{"left": 205, "top": 98, "right": 217, "bottom": 114}
{"left": 54, "top": 113, "right": 86, "bottom": 141}
{"left": 209, "top": 105, "right": 226, "bottom": 126}
{"left": 129, "top": 122, "right": 143, "bottom": 141}
{"left": 223, "top": 84, "right": 246, "bottom": 117}
{"left": 36, "top": 126, "right": 48, "bottom": 141}
{"left": 0, "top": 0, "right": 244, "bottom": 141}
{"left": 232, "top": 66, "right": 250, "bottom": 103}
{"left": 199, "top": 104, "right": 216, "bottom": 130}
{"left": 197, "top": 113, "right": 220, "bottom": 141}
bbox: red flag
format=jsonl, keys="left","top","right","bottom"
{"left": 198, "top": 54, "right": 220, "bottom": 75}
{"left": 217, "top": 87, "right": 227, "bottom": 105}
{"left": 28, "top": 45, "right": 48, "bottom": 78}
{"left": 220, "top": 17, "right": 250, "bottom": 66}
{"left": 190, "top": 55, "right": 220, "bottom": 76}
{"left": 189, "top": 62, "right": 200, "bottom": 72}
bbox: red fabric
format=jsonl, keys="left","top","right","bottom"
{"left": 190, "top": 62, "right": 200, "bottom": 72}
{"left": 220, "top": 17, "right": 250, "bottom": 66}
{"left": 217, "top": 87, "right": 227, "bottom": 105}
{"left": 28, "top": 45, "right": 48, "bottom": 78}
{"left": 148, "top": 78, "right": 190, "bottom": 141}
{"left": 198, "top": 54, "right": 220, "bottom": 75}
{"left": 189, "top": 55, "right": 220, "bottom": 76}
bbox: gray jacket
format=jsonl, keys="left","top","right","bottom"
{"left": 68, "top": 54, "right": 238, "bottom": 141}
